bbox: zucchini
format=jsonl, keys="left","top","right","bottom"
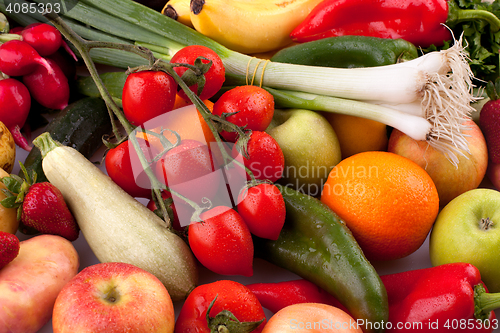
{"left": 23, "top": 97, "right": 113, "bottom": 183}
{"left": 33, "top": 132, "right": 199, "bottom": 301}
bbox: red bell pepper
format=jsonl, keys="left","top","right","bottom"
{"left": 290, "top": 0, "right": 500, "bottom": 48}
{"left": 247, "top": 263, "right": 500, "bottom": 332}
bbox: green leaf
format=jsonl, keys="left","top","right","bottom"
{"left": 2, "top": 176, "right": 22, "bottom": 195}
{"left": 205, "top": 296, "right": 265, "bottom": 333}
{"left": 0, "top": 196, "right": 19, "bottom": 209}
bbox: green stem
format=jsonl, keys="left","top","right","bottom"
{"left": 154, "top": 62, "right": 257, "bottom": 182}
{"left": 135, "top": 41, "right": 183, "bottom": 60}
{"left": 0, "top": 33, "right": 22, "bottom": 43}
{"left": 263, "top": 87, "right": 432, "bottom": 141}
{"left": 44, "top": 11, "right": 256, "bottom": 224}
{"left": 33, "top": 132, "right": 61, "bottom": 159}
{"left": 45, "top": 12, "right": 176, "bottom": 227}
{"left": 46, "top": 14, "right": 135, "bottom": 140}
{"left": 474, "top": 284, "right": 500, "bottom": 320}
{"left": 447, "top": 1, "right": 500, "bottom": 31}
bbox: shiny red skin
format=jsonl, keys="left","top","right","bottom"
{"left": 479, "top": 99, "right": 500, "bottom": 164}
{"left": 232, "top": 131, "right": 285, "bottom": 183}
{"left": 22, "top": 58, "right": 69, "bottom": 110}
{"left": 0, "top": 231, "right": 20, "bottom": 270}
{"left": 0, "top": 39, "right": 53, "bottom": 76}
{"left": 246, "top": 279, "right": 351, "bottom": 315}
{"left": 175, "top": 280, "right": 266, "bottom": 333}
{"left": 45, "top": 50, "right": 77, "bottom": 81}
{"left": 188, "top": 206, "right": 254, "bottom": 277}
{"left": 236, "top": 183, "right": 286, "bottom": 240}
{"left": 22, "top": 182, "right": 79, "bottom": 241}
{"left": 122, "top": 70, "right": 177, "bottom": 126}
{"left": 105, "top": 139, "right": 158, "bottom": 199}
{"left": 212, "top": 85, "right": 274, "bottom": 142}
{"left": 0, "top": 78, "right": 31, "bottom": 130}
{"left": 155, "top": 139, "right": 220, "bottom": 205}
{"left": 290, "top": 0, "right": 451, "bottom": 48}
{"left": 170, "top": 45, "right": 225, "bottom": 101}
{"left": 21, "top": 23, "right": 63, "bottom": 56}
{"left": 381, "top": 263, "right": 497, "bottom": 332}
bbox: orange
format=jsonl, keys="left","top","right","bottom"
{"left": 320, "top": 151, "right": 439, "bottom": 261}
{"left": 321, "top": 113, "right": 388, "bottom": 159}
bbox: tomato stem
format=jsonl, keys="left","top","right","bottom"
{"left": 45, "top": 13, "right": 176, "bottom": 227}
{"left": 45, "top": 12, "right": 258, "bottom": 225}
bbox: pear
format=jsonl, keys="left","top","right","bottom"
{"left": 267, "top": 109, "right": 341, "bottom": 196}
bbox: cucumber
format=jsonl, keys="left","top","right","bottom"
{"left": 76, "top": 72, "right": 127, "bottom": 106}
{"left": 23, "top": 97, "right": 113, "bottom": 183}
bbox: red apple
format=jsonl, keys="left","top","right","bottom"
{"left": 388, "top": 120, "right": 488, "bottom": 208}
{"left": 52, "top": 262, "right": 175, "bottom": 333}
{"left": 487, "top": 161, "right": 500, "bottom": 190}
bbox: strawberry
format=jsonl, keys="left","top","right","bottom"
{"left": 0, "top": 231, "right": 20, "bottom": 269}
{"left": 479, "top": 78, "right": 500, "bottom": 164}
{"left": 0, "top": 163, "right": 79, "bottom": 241}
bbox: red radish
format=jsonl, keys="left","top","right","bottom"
{"left": 8, "top": 26, "right": 24, "bottom": 34}
{"left": 0, "top": 40, "right": 54, "bottom": 76}
{"left": 21, "top": 23, "right": 77, "bottom": 61}
{"left": 21, "top": 23, "right": 63, "bottom": 56}
{"left": 22, "top": 58, "right": 70, "bottom": 110}
{"left": 46, "top": 50, "right": 77, "bottom": 80}
{"left": 0, "top": 78, "right": 32, "bottom": 151}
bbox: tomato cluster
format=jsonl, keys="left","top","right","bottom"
{"left": 104, "top": 44, "right": 292, "bottom": 332}
{"left": 0, "top": 23, "right": 74, "bottom": 151}
{"left": 107, "top": 44, "right": 287, "bottom": 282}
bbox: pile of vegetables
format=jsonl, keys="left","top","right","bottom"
{"left": 1, "top": 0, "right": 487, "bottom": 166}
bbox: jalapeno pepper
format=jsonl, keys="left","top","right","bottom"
{"left": 270, "top": 36, "right": 419, "bottom": 68}
{"left": 290, "top": 0, "right": 500, "bottom": 48}
{"left": 247, "top": 263, "right": 500, "bottom": 333}
{"left": 253, "top": 184, "right": 388, "bottom": 333}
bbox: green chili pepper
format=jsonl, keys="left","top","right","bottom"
{"left": 253, "top": 184, "right": 388, "bottom": 333}
{"left": 270, "top": 35, "right": 419, "bottom": 68}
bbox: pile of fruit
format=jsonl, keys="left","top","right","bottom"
{"left": 1, "top": 1, "right": 500, "bottom": 332}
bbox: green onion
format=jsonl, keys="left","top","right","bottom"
{"left": 3, "top": 0, "right": 479, "bottom": 165}
{"left": 265, "top": 88, "right": 470, "bottom": 166}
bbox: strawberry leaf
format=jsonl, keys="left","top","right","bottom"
{"left": 1, "top": 176, "right": 22, "bottom": 195}
{"left": 0, "top": 196, "right": 18, "bottom": 209}
{"left": 486, "top": 77, "right": 500, "bottom": 100}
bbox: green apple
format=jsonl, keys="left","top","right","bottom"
{"left": 266, "top": 109, "right": 341, "bottom": 196}
{"left": 429, "top": 188, "right": 500, "bottom": 292}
